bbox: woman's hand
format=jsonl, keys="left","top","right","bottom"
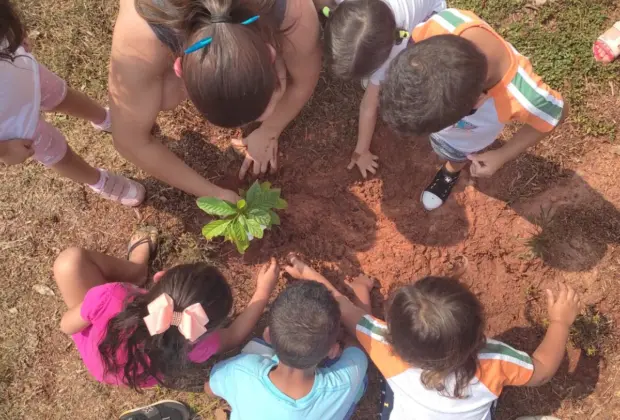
{"left": 0, "top": 139, "right": 34, "bottom": 165}
{"left": 232, "top": 126, "right": 279, "bottom": 179}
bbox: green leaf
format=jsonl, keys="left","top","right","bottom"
{"left": 248, "top": 208, "right": 271, "bottom": 225}
{"left": 202, "top": 219, "right": 232, "bottom": 239}
{"left": 197, "top": 197, "right": 237, "bottom": 217}
{"left": 260, "top": 181, "right": 272, "bottom": 191}
{"left": 230, "top": 219, "right": 250, "bottom": 254}
{"left": 237, "top": 199, "right": 247, "bottom": 210}
{"left": 274, "top": 198, "right": 288, "bottom": 210}
{"left": 246, "top": 218, "right": 264, "bottom": 239}
{"left": 245, "top": 181, "right": 262, "bottom": 206}
{"left": 269, "top": 210, "right": 281, "bottom": 226}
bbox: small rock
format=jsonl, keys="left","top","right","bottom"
{"left": 33, "top": 284, "right": 55, "bottom": 296}
{"left": 8, "top": 308, "right": 17, "bottom": 314}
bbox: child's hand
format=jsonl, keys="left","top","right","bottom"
{"left": 283, "top": 253, "right": 320, "bottom": 280}
{"left": 346, "top": 274, "right": 375, "bottom": 292}
{"left": 348, "top": 150, "right": 379, "bottom": 179}
{"left": 546, "top": 283, "right": 582, "bottom": 327}
{"left": 0, "top": 139, "right": 34, "bottom": 165}
{"left": 468, "top": 149, "right": 507, "bottom": 178}
{"left": 255, "top": 257, "right": 279, "bottom": 296}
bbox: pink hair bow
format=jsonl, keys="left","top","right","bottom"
{"left": 143, "top": 293, "right": 209, "bottom": 342}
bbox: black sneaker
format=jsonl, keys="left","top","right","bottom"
{"left": 120, "top": 400, "right": 190, "bottom": 420}
{"left": 421, "top": 166, "right": 460, "bottom": 210}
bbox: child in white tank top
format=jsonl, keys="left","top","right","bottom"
{"left": 0, "top": 0, "right": 145, "bottom": 207}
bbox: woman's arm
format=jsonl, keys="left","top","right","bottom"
{"left": 261, "top": 0, "right": 322, "bottom": 135}
{"left": 108, "top": 5, "right": 239, "bottom": 202}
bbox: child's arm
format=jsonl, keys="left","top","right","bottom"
{"left": 59, "top": 303, "right": 91, "bottom": 335}
{"left": 283, "top": 255, "right": 367, "bottom": 336}
{"left": 217, "top": 258, "right": 279, "bottom": 354}
{"left": 0, "top": 138, "right": 34, "bottom": 165}
{"left": 469, "top": 102, "right": 569, "bottom": 178}
{"left": 526, "top": 283, "right": 581, "bottom": 386}
{"left": 348, "top": 83, "right": 380, "bottom": 178}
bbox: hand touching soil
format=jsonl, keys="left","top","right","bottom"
{"left": 546, "top": 283, "right": 582, "bottom": 327}
{"left": 256, "top": 257, "right": 280, "bottom": 296}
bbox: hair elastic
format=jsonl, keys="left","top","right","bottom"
{"left": 322, "top": 6, "right": 331, "bottom": 18}
{"left": 184, "top": 15, "right": 260, "bottom": 55}
{"left": 394, "top": 29, "right": 410, "bottom": 45}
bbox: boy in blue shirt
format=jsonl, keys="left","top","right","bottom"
{"left": 205, "top": 281, "right": 368, "bottom": 420}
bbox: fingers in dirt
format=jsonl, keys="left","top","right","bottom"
{"left": 239, "top": 156, "right": 253, "bottom": 179}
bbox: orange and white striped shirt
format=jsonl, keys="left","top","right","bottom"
{"left": 356, "top": 315, "right": 534, "bottom": 420}
{"left": 412, "top": 9, "right": 564, "bottom": 153}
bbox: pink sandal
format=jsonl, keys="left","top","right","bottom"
{"left": 593, "top": 22, "right": 620, "bottom": 63}
{"left": 89, "top": 169, "right": 146, "bottom": 207}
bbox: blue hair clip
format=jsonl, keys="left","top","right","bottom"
{"left": 184, "top": 15, "right": 260, "bottom": 55}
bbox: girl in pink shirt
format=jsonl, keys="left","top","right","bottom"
{"left": 53, "top": 228, "right": 280, "bottom": 389}
{"left": 0, "top": 0, "right": 144, "bottom": 206}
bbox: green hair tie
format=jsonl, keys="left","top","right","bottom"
{"left": 322, "top": 6, "right": 331, "bottom": 17}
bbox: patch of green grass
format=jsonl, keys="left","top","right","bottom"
{"left": 453, "top": 0, "right": 620, "bottom": 138}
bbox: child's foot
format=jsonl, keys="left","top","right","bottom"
{"left": 91, "top": 107, "right": 112, "bottom": 133}
{"left": 593, "top": 22, "right": 620, "bottom": 63}
{"left": 127, "top": 227, "right": 159, "bottom": 285}
{"left": 421, "top": 165, "right": 460, "bottom": 211}
{"left": 119, "top": 400, "right": 190, "bottom": 420}
{"left": 127, "top": 226, "right": 159, "bottom": 263}
{"left": 89, "top": 169, "right": 146, "bottom": 207}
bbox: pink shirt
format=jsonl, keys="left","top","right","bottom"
{"left": 72, "top": 283, "right": 221, "bottom": 387}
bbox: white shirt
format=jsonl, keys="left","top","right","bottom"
{"left": 0, "top": 46, "right": 40, "bottom": 141}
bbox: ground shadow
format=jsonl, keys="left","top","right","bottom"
{"left": 376, "top": 130, "right": 620, "bottom": 271}
{"left": 493, "top": 325, "right": 601, "bottom": 419}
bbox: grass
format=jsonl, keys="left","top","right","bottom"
{"left": 453, "top": 0, "right": 620, "bottom": 137}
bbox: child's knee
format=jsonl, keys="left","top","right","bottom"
{"left": 32, "top": 119, "right": 68, "bottom": 166}
{"left": 53, "top": 247, "right": 88, "bottom": 279}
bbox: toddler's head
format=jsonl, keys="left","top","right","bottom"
{"left": 267, "top": 281, "right": 341, "bottom": 369}
{"left": 0, "top": 0, "right": 25, "bottom": 60}
{"left": 99, "top": 263, "right": 233, "bottom": 390}
{"left": 380, "top": 35, "right": 488, "bottom": 136}
{"left": 386, "top": 276, "right": 485, "bottom": 398}
{"left": 324, "top": 0, "right": 406, "bottom": 80}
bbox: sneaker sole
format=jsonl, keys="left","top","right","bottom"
{"left": 119, "top": 400, "right": 190, "bottom": 420}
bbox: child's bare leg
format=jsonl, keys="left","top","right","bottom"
{"left": 50, "top": 147, "right": 100, "bottom": 185}
{"left": 445, "top": 160, "right": 467, "bottom": 173}
{"left": 54, "top": 231, "right": 155, "bottom": 308}
{"left": 347, "top": 275, "right": 374, "bottom": 313}
{"left": 51, "top": 87, "right": 106, "bottom": 125}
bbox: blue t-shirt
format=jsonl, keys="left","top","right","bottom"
{"left": 210, "top": 347, "right": 368, "bottom": 420}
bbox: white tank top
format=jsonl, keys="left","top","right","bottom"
{"left": 0, "top": 46, "right": 40, "bottom": 141}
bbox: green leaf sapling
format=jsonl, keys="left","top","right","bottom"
{"left": 197, "top": 181, "right": 288, "bottom": 254}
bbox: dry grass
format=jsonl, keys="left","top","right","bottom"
{"left": 1, "top": 0, "right": 620, "bottom": 419}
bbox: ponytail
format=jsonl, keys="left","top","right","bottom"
{"left": 99, "top": 263, "right": 233, "bottom": 390}
{"left": 136, "top": 0, "right": 284, "bottom": 127}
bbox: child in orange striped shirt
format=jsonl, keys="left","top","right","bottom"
{"left": 380, "top": 9, "right": 568, "bottom": 211}
{"left": 283, "top": 255, "right": 581, "bottom": 420}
